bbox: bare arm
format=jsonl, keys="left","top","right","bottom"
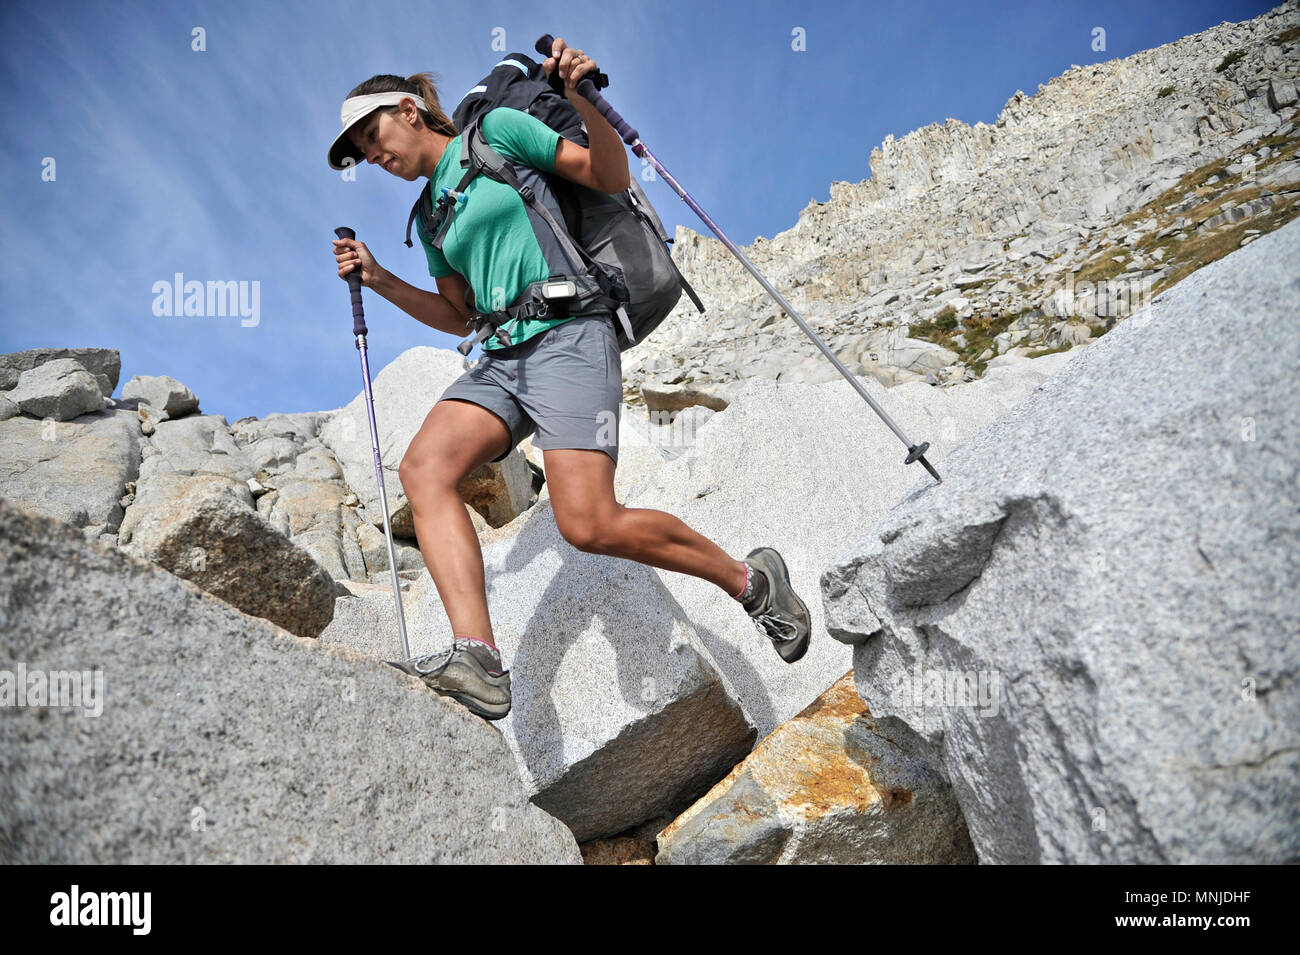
{"left": 545, "top": 39, "right": 630, "bottom": 194}
{"left": 553, "top": 98, "right": 631, "bottom": 193}
{"left": 370, "top": 267, "right": 473, "bottom": 337}
{"left": 333, "top": 236, "right": 474, "bottom": 336}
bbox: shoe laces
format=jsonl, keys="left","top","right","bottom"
{"left": 408, "top": 646, "right": 455, "bottom": 676}
{"left": 752, "top": 607, "right": 798, "bottom": 645}
{"left": 404, "top": 640, "right": 505, "bottom": 680}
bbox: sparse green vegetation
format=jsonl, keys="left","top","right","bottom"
{"left": 944, "top": 126, "right": 1300, "bottom": 378}
{"left": 962, "top": 310, "right": 1022, "bottom": 376}
{"left": 910, "top": 305, "right": 958, "bottom": 340}
{"left": 1074, "top": 252, "right": 1131, "bottom": 286}
{"left": 1215, "top": 49, "right": 1245, "bottom": 72}
{"left": 1256, "top": 129, "right": 1300, "bottom": 153}
{"left": 911, "top": 306, "right": 1021, "bottom": 378}
{"left": 1110, "top": 133, "right": 1299, "bottom": 244}
{"left": 613, "top": 108, "right": 1299, "bottom": 410}
{"left": 1105, "top": 129, "right": 1300, "bottom": 301}
{"left": 1157, "top": 86, "right": 1175, "bottom": 99}
{"left": 1134, "top": 229, "right": 1184, "bottom": 259}
{"left": 1197, "top": 182, "right": 1266, "bottom": 220}
{"left": 1026, "top": 343, "right": 1073, "bottom": 359}
{"left": 1174, "top": 157, "right": 1230, "bottom": 196}
{"left": 1150, "top": 198, "right": 1300, "bottom": 297}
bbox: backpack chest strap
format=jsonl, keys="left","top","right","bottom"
{"left": 404, "top": 163, "right": 480, "bottom": 249}
{"left": 404, "top": 117, "right": 488, "bottom": 249}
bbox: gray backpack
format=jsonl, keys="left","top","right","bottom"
{"left": 403, "top": 55, "right": 704, "bottom": 355}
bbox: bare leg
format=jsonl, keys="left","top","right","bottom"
{"left": 399, "top": 399, "right": 513, "bottom": 648}
{"left": 543, "top": 448, "right": 748, "bottom": 595}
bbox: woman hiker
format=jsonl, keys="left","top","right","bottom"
{"left": 328, "top": 39, "right": 811, "bottom": 721}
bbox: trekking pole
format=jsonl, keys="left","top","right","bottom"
{"left": 335, "top": 226, "right": 412, "bottom": 660}
{"left": 535, "top": 35, "right": 941, "bottom": 483}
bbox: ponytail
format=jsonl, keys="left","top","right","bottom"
{"left": 346, "top": 72, "right": 457, "bottom": 135}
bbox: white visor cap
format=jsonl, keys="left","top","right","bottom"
{"left": 327, "top": 91, "right": 429, "bottom": 170}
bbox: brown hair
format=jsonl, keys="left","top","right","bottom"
{"left": 346, "top": 72, "right": 457, "bottom": 136}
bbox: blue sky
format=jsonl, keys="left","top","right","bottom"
{"left": 0, "top": 0, "right": 1278, "bottom": 422}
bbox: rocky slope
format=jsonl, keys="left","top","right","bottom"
{"left": 822, "top": 216, "right": 1300, "bottom": 864}
{"left": 0, "top": 497, "right": 581, "bottom": 864}
{"left": 1, "top": 341, "right": 1075, "bottom": 862}
{"left": 624, "top": 1, "right": 1300, "bottom": 409}
{"left": 3, "top": 4, "right": 1295, "bottom": 865}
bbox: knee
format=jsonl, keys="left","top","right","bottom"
{"left": 397, "top": 450, "right": 422, "bottom": 489}
{"left": 399, "top": 447, "right": 453, "bottom": 495}
{"left": 556, "top": 508, "right": 619, "bottom": 554}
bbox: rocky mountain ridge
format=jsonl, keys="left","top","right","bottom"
{"left": 624, "top": 1, "right": 1300, "bottom": 409}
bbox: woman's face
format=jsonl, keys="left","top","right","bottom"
{"left": 348, "top": 105, "right": 423, "bottom": 180}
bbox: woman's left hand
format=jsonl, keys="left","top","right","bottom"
{"left": 543, "top": 38, "right": 599, "bottom": 96}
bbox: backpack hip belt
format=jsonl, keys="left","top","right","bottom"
{"left": 456, "top": 274, "right": 630, "bottom": 356}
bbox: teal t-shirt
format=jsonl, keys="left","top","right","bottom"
{"left": 421, "top": 107, "right": 574, "bottom": 352}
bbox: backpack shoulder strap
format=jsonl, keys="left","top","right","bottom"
{"left": 404, "top": 184, "right": 432, "bottom": 248}
{"left": 465, "top": 124, "right": 593, "bottom": 280}
{"left": 403, "top": 118, "right": 485, "bottom": 249}
{"left": 466, "top": 126, "right": 637, "bottom": 344}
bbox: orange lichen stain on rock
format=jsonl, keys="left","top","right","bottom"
{"left": 757, "top": 673, "right": 915, "bottom": 822}
{"left": 743, "top": 727, "right": 876, "bottom": 822}
{"left": 782, "top": 744, "right": 885, "bottom": 821}
{"left": 660, "top": 671, "right": 888, "bottom": 839}
{"left": 879, "top": 787, "right": 914, "bottom": 809}
{"left": 793, "top": 671, "right": 873, "bottom": 723}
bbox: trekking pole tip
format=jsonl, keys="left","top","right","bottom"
{"left": 905, "top": 442, "right": 943, "bottom": 484}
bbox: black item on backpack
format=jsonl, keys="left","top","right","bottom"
{"left": 402, "top": 52, "right": 705, "bottom": 355}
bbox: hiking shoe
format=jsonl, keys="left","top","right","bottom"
{"left": 387, "top": 637, "right": 511, "bottom": 721}
{"left": 744, "top": 547, "right": 812, "bottom": 663}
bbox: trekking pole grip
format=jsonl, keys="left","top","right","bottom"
{"left": 535, "top": 34, "right": 640, "bottom": 146}
{"left": 334, "top": 226, "right": 368, "bottom": 337}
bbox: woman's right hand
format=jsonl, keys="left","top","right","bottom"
{"left": 333, "top": 237, "right": 382, "bottom": 287}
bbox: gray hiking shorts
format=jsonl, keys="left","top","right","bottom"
{"left": 436, "top": 313, "right": 622, "bottom": 466}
